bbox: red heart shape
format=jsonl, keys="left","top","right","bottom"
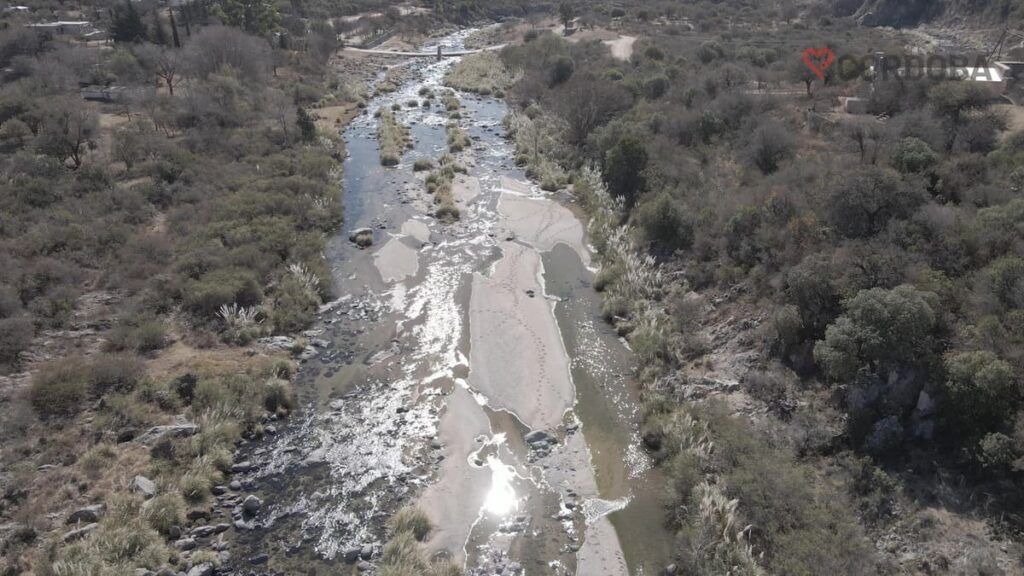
{"left": 802, "top": 47, "right": 835, "bottom": 81}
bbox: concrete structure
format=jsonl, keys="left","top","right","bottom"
{"left": 26, "top": 21, "right": 91, "bottom": 36}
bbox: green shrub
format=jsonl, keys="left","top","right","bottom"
{"left": 413, "top": 159, "right": 433, "bottom": 172}
{"left": 29, "top": 358, "right": 90, "bottom": 419}
{"left": 183, "top": 268, "right": 263, "bottom": 319}
{"left": 107, "top": 318, "right": 168, "bottom": 353}
{"left": 145, "top": 492, "right": 186, "bottom": 535}
{"left": 890, "top": 137, "right": 938, "bottom": 173}
{"left": 635, "top": 191, "right": 693, "bottom": 252}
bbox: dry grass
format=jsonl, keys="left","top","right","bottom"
{"left": 444, "top": 51, "right": 515, "bottom": 96}
{"left": 376, "top": 108, "right": 410, "bottom": 166}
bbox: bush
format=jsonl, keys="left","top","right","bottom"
{"left": 29, "top": 358, "right": 90, "bottom": 419}
{"left": 145, "top": 492, "right": 186, "bottom": 535}
{"left": 747, "top": 121, "right": 795, "bottom": 174}
{"left": 635, "top": 191, "right": 693, "bottom": 252}
{"left": 388, "top": 506, "right": 431, "bottom": 541}
{"left": 413, "top": 159, "right": 433, "bottom": 172}
{"left": 183, "top": 268, "right": 263, "bottom": 319}
{"left": 814, "top": 285, "right": 938, "bottom": 384}
{"left": 0, "top": 315, "right": 33, "bottom": 364}
{"left": 941, "top": 350, "right": 1017, "bottom": 439}
{"left": 107, "top": 318, "right": 168, "bottom": 353}
{"left": 87, "top": 353, "right": 145, "bottom": 397}
{"left": 890, "top": 137, "right": 938, "bottom": 173}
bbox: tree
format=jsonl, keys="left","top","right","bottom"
{"left": 747, "top": 120, "right": 795, "bottom": 174}
{"left": 110, "top": 0, "right": 148, "bottom": 44}
{"left": 941, "top": 350, "right": 1019, "bottom": 438}
{"left": 604, "top": 135, "right": 647, "bottom": 209}
{"left": 33, "top": 99, "right": 98, "bottom": 169}
{"left": 151, "top": 8, "right": 169, "bottom": 45}
{"left": 297, "top": 106, "right": 316, "bottom": 142}
{"left": 135, "top": 44, "right": 182, "bottom": 95}
{"left": 890, "top": 137, "right": 938, "bottom": 174}
{"left": 826, "top": 167, "right": 926, "bottom": 238}
{"left": 547, "top": 72, "right": 630, "bottom": 146}
{"left": 635, "top": 191, "right": 693, "bottom": 252}
{"left": 212, "top": 0, "right": 281, "bottom": 36}
{"left": 168, "top": 8, "right": 182, "bottom": 48}
{"left": 558, "top": 1, "right": 574, "bottom": 31}
{"left": 814, "top": 284, "right": 938, "bottom": 384}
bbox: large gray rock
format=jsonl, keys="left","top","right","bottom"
{"left": 242, "top": 495, "right": 262, "bottom": 515}
{"left": 66, "top": 504, "right": 105, "bottom": 525}
{"left": 348, "top": 228, "right": 374, "bottom": 247}
{"left": 134, "top": 423, "right": 199, "bottom": 446}
{"left": 132, "top": 475, "right": 157, "bottom": 498}
{"left": 186, "top": 563, "right": 213, "bottom": 576}
{"left": 524, "top": 430, "right": 554, "bottom": 446}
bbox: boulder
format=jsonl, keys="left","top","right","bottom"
{"left": 134, "top": 423, "right": 199, "bottom": 446}
{"left": 230, "top": 461, "right": 254, "bottom": 474}
{"left": 249, "top": 554, "right": 269, "bottom": 565}
{"left": 186, "top": 563, "right": 213, "bottom": 576}
{"left": 174, "top": 538, "right": 197, "bottom": 551}
{"left": 360, "top": 544, "right": 374, "bottom": 560}
{"left": 132, "top": 475, "right": 157, "bottom": 498}
{"left": 524, "top": 430, "right": 554, "bottom": 446}
{"left": 185, "top": 509, "right": 210, "bottom": 522}
{"left": 66, "top": 504, "right": 105, "bottom": 525}
{"left": 242, "top": 495, "right": 262, "bottom": 515}
{"left": 344, "top": 547, "right": 361, "bottom": 563}
{"left": 348, "top": 228, "right": 374, "bottom": 247}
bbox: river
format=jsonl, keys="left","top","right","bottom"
{"left": 231, "top": 30, "right": 673, "bottom": 575}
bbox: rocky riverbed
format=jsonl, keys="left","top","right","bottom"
{"left": 223, "top": 29, "right": 674, "bottom": 576}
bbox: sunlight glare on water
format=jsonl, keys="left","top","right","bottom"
{"left": 482, "top": 455, "right": 518, "bottom": 516}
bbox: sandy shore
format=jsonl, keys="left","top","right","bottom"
{"left": 468, "top": 242, "right": 575, "bottom": 432}
{"left": 374, "top": 235, "right": 420, "bottom": 283}
{"left": 578, "top": 516, "right": 629, "bottom": 575}
{"left": 453, "top": 174, "right": 482, "bottom": 204}
{"left": 401, "top": 218, "right": 432, "bottom": 243}
{"left": 418, "top": 385, "right": 491, "bottom": 562}
{"left": 497, "top": 190, "right": 590, "bottom": 265}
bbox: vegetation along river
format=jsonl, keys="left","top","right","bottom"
{"left": 230, "top": 29, "right": 674, "bottom": 575}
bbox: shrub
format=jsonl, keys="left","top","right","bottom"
{"left": 635, "top": 191, "right": 693, "bottom": 252}
{"left": 747, "top": 120, "right": 795, "bottom": 174}
{"left": 263, "top": 379, "right": 294, "bottom": 414}
{"left": 826, "top": 167, "right": 926, "bottom": 239}
{"left": 87, "top": 353, "right": 145, "bottom": 397}
{"left": 0, "top": 315, "right": 33, "bottom": 364}
{"left": 941, "top": 350, "right": 1017, "bottom": 439}
{"left": 29, "top": 358, "right": 90, "bottom": 419}
{"left": 413, "top": 159, "right": 433, "bottom": 172}
{"left": 107, "top": 318, "right": 168, "bottom": 353}
{"left": 145, "top": 492, "right": 186, "bottom": 535}
{"left": 890, "top": 137, "right": 938, "bottom": 173}
{"left": 814, "top": 285, "right": 938, "bottom": 384}
{"left": 183, "top": 268, "right": 263, "bottom": 319}
{"left": 388, "top": 506, "right": 431, "bottom": 541}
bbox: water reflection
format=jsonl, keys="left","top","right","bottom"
{"left": 482, "top": 455, "right": 518, "bottom": 516}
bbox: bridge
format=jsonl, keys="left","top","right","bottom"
{"left": 341, "top": 44, "right": 505, "bottom": 59}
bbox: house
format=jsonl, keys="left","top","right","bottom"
{"left": 26, "top": 21, "right": 91, "bottom": 37}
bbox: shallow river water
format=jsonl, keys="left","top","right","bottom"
{"left": 232, "top": 30, "right": 673, "bottom": 575}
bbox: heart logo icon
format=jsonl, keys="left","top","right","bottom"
{"left": 802, "top": 47, "right": 835, "bottom": 81}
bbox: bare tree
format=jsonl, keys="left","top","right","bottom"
{"left": 135, "top": 44, "right": 182, "bottom": 95}
{"left": 33, "top": 98, "right": 98, "bottom": 169}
